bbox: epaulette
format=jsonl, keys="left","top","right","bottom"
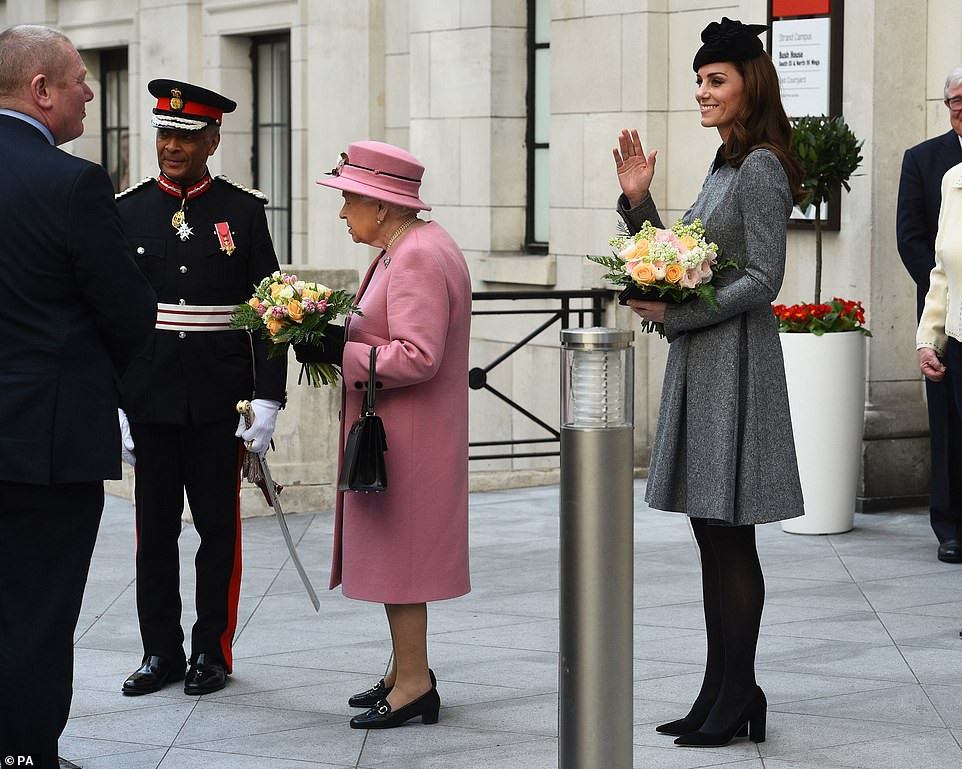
{"left": 215, "top": 174, "right": 269, "bottom": 203}
{"left": 115, "top": 177, "right": 154, "bottom": 200}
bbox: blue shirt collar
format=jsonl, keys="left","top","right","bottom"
{"left": 0, "top": 109, "right": 55, "bottom": 145}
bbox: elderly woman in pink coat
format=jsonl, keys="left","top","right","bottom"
{"left": 294, "top": 140, "right": 471, "bottom": 729}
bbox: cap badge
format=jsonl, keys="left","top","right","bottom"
{"left": 170, "top": 88, "right": 184, "bottom": 111}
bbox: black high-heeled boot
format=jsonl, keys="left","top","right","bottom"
{"left": 658, "top": 718, "right": 747, "bottom": 738}
{"left": 349, "top": 686, "right": 441, "bottom": 729}
{"left": 673, "top": 687, "right": 766, "bottom": 747}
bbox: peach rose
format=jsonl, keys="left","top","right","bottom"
{"left": 301, "top": 287, "right": 320, "bottom": 303}
{"left": 287, "top": 300, "right": 304, "bottom": 323}
{"left": 270, "top": 282, "right": 284, "bottom": 298}
{"left": 665, "top": 263, "right": 686, "bottom": 284}
{"left": 679, "top": 235, "right": 697, "bottom": 251}
{"left": 621, "top": 240, "right": 650, "bottom": 261}
{"left": 266, "top": 317, "right": 284, "bottom": 337}
{"left": 631, "top": 262, "right": 657, "bottom": 284}
{"left": 248, "top": 297, "right": 261, "bottom": 310}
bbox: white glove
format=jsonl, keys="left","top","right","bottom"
{"left": 235, "top": 398, "right": 281, "bottom": 455}
{"left": 118, "top": 408, "right": 136, "bottom": 466}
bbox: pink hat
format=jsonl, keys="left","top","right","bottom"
{"left": 317, "top": 140, "right": 431, "bottom": 211}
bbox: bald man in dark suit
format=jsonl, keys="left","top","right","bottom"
{"left": 897, "top": 64, "right": 962, "bottom": 563}
{"left": 0, "top": 25, "right": 155, "bottom": 768}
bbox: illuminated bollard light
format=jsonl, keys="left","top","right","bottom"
{"left": 559, "top": 328, "right": 634, "bottom": 769}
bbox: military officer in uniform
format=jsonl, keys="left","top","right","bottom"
{"left": 117, "top": 80, "right": 286, "bottom": 696}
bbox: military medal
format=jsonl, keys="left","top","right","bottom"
{"left": 171, "top": 200, "right": 191, "bottom": 240}
{"left": 214, "top": 221, "right": 236, "bottom": 255}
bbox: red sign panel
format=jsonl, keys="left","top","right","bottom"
{"left": 772, "top": 0, "right": 830, "bottom": 16}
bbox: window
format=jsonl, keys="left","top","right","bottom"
{"left": 252, "top": 34, "right": 292, "bottom": 264}
{"left": 526, "top": 0, "right": 550, "bottom": 251}
{"left": 100, "top": 48, "right": 129, "bottom": 191}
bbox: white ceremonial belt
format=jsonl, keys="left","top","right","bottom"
{"left": 156, "top": 303, "right": 236, "bottom": 332}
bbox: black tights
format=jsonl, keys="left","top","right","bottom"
{"left": 684, "top": 518, "right": 765, "bottom": 732}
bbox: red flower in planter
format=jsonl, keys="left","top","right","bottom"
{"left": 773, "top": 298, "right": 871, "bottom": 336}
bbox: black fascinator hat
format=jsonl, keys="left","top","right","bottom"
{"left": 692, "top": 17, "right": 769, "bottom": 72}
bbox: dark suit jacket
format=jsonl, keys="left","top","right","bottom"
{"left": 116, "top": 177, "right": 286, "bottom": 424}
{"left": 897, "top": 129, "right": 962, "bottom": 318}
{"left": 0, "top": 115, "right": 156, "bottom": 484}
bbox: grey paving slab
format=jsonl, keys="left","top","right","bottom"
{"left": 772, "top": 727, "right": 962, "bottom": 769}
{"left": 62, "top": 701, "right": 196, "bottom": 746}
{"left": 158, "top": 747, "right": 351, "bottom": 768}
{"left": 761, "top": 554, "right": 857, "bottom": 584}
{"left": 759, "top": 670, "right": 912, "bottom": 707}
{"left": 876, "top": 610, "right": 962, "bottom": 649}
{"left": 178, "top": 721, "right": 367, "bottom": 766}
{"left": 757, "top": 641, "right": 918, "bottom": 683}
{"left": 58, "top": 744, "right": 168, "bottom": 769}
{"left": 355, "top": 737, "right": 559, "bottom": 769}
{"left": 758, "top": 611, "right": 893, "bottom": 645}
{"left": 55, "top": 484, "right": 962, "bottom": 769}
{"left": 755, "top": 712, "right": 939, "bottom": 757}
{"left": 57, "top": 735, "right": 167, "bottom": 765}
{"left": 172, "top": 701, "right": 335, "bottom": 745}
{"left": 899, "top": 644, "right": 962, "bottom": 685}
{"left": 353, "top": 724, "right": 547, "bottom": 768}
{"left": 923, "top": 683, "right": 962, "bottom": 728}
{"left": 771, "top": 683, "right": 945, "bottom": 727}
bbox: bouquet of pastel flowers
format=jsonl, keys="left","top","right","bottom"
{"left": 231, "top": 271, "right": 362, "bottom": 387}
{"left": 588, "top": 218, "right": 729, "bottom": 334}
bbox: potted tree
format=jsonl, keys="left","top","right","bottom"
{"left": 776, "top": 115, "right": 870, "bottom": 535}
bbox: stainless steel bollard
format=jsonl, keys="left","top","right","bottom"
{"left": 559, "top": 327, "right": 634, "bottom": 769}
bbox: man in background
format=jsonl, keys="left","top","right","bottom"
{"left": 0, "top": 24, "right": 156, "bottom": 768}
{"left": 897, "top": 64, "right": 962, "bottom": 563}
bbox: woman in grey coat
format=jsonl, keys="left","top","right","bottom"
{"left": 612, "top": 18, "right": 806, "bottom": 748}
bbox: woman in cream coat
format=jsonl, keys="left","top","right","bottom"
{"left": 918, "top": 161, "right": 962, "bottom": 392}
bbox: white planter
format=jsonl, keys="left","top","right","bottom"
{"left": 780, "top": 331, "right": 866, "bottom": 535}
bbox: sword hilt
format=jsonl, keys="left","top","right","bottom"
{"left": 236, "top": 400, "right": 255, "bottom": 431}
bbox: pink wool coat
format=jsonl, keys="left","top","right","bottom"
{"left": 330, "top": 221, "right": 472, "bottom": 603}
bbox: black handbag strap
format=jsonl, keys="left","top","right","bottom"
{"left": 363, "top": 346, "right": 377, "bottom": 416}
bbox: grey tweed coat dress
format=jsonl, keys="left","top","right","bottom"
{"left": 619, "top": 148, "right": 805, "bottom": 526}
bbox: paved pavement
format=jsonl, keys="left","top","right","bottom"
{"left": 60, "top": 482, "right": 962, "bottom": 768}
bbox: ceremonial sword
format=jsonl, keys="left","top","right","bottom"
{"left": 236, "top": 400, "right": 320, "bottom": 611}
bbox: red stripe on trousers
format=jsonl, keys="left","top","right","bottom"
{"left": 218, "top": 443, "right": 244, "bottom": 671}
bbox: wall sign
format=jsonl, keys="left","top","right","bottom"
{"left": 773, "top": 17, "right": 831, "bottom": 118}
{"left": 770, "top": 0, "right": 844, "bottom": 229}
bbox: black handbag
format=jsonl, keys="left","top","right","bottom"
{"left": 337, "top": 346, "right": 388, "bottom": 492}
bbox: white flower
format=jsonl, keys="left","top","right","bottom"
{"left": 279, "top": 285, "right": 296, "bottom": 300}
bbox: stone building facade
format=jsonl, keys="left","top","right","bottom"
{"left": 2, "top": 0, "right": 959, "bottom": 513}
